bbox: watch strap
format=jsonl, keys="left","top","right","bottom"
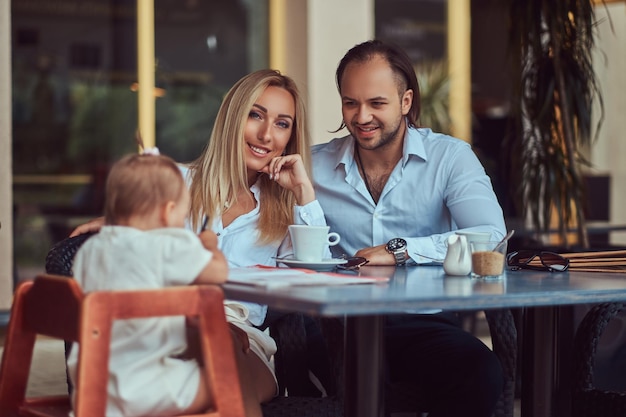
{"left": 392, "top": 249, "right": 407, "bottom": 266}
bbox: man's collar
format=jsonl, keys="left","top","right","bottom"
{"left": 337, "top": 135, "right": 356, "bottom": 170}
{"left": 405, "top": 126, "right": 428, "bottom": 163}
{"left": 335, "top": 125, "right": 429, "bottom": 169}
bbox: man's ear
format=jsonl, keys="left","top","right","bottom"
{"left": 161, "top": 201, "right": 176, "bottom": 227}
{"left": 401, "top": 89, "right": 413, "bottom": 116}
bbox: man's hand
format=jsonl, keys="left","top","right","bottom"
{"left": 354, "top": 244, "right": 396, "bottom": 265}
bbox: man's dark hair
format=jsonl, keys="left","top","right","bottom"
{"left": 335, "top": 39, "right": 420, "bottom": 128}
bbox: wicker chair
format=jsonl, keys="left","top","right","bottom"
{"left": 485, "top": 308, "right": 518, "bottom": 417}
{"left": 572, "top": 302, "right": 626, "bottom": 417}
{"left": 44, "top": 233, "right": 342, "bottom": 417}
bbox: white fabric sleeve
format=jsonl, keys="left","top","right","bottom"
{"left": 293, "top": 199, "right": 327, "bottom": 225}
{"left": 161, "top": 230, "right": 214, "bottom": 286}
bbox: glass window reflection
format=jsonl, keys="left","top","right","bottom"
{"left": 11, "top": 0, "right": 268, "bottom": 283}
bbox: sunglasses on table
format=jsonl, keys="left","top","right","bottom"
{"left": 506, "top": 250, "right": 570, "bottom": 272}
{"left": 336, "top": 256, "right": 370, "bottom": 271}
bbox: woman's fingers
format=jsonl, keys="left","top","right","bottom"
{"left": 262, "top": 154, "right": 315, "bottom": 205}
{"left": 267, "top": 154, "right": 306, "bottom": 183}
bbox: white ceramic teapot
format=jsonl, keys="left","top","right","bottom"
{"left": 443, "top": 234, "right": 472, "bottom": 276}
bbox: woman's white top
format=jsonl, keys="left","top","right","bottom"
{"left": 180, "top": 166, "right": 329, "bottom": 327}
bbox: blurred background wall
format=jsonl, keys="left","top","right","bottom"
{"left": 1, "top": 0, "right": 625, "bottom": 312}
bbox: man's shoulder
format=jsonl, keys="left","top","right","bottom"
{"left": 411, "top": 128, "right": 472, "bottom": 160}
{"left": 311, "top": 135, "right": 350, "bottom": 155}
{"left": 414, "top": 127, "right": 469, "bottom": 148}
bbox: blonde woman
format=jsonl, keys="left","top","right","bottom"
{"left": 187, "top": 69, "right": 321, "bottom": 258}
{"left": 71, "top": 69, "right": 332, "bottom": 413}
{"left": 182, "top": 69, "right": 331, "bottom": 405}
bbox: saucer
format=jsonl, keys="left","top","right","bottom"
{"left": 278, "top": 257, "right": 348, "bottom": 271}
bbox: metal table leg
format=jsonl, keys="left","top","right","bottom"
{"left": 345, "top": 315, "right": 385, "bottom": 417}
{"left": 521, "top": 306, "right": 557, "bottom": 417}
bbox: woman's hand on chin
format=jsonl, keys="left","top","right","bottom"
{"left": 261, "top": 154, "right": 315, "bottom": 205}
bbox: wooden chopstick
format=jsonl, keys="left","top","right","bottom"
{"left": 527, "top": 259, "right": 626, "bottom": 265}
{"left": 567, "top": 261, "right": 626, "bottom": 267}
{"left": 568, "top": 258, "right": 626, "bottom": 264}
{"left": 565, "top": 267, "right": 626, "bottom": 273}
{"left": 559, "top": 250, "right": 626, "bottom": 259}
{"left": 513, "top": 249, "right": 626, "bottom": 273}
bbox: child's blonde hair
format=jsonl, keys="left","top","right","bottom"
{"left": 104, "top": 153, "right": 185, "bottom": 225}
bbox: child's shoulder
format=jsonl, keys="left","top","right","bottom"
{"left": 147, "top": 227, "right": 197, "bottom": 240}
{"left": 147, "top": 228, "right": 204, "bottom": 253}
{"left": 92, "top": 226, "right": 199, "bottom": 251}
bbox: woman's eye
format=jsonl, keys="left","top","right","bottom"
{"left": 249, "top": 111, "right": 262, "bottom": 120}
{"left": 276, "top": 120, "right": 291, "bottom": 129}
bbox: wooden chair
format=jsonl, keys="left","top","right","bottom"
{"left": 43, "top": 233, "right": 342, "bottom": 417}
{"left": 572, "top": 302, "right": 626, "bottom": 417}
{"left": 0, "top": 274, "right": 246, "bottom": 417}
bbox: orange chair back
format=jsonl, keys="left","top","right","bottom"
{"left": 0, "top": 274, "right": 246, "bottom": 417}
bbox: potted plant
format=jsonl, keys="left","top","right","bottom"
{"left": 504, "top": 0, "right": 604, "bottom": 248}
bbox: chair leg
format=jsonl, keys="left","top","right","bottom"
{"left": 0, "top": 283, "right": 37, "bottom": 413}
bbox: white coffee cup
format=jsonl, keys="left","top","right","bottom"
{"left": 288, "top": 225, "right": 341, "bottom": 263}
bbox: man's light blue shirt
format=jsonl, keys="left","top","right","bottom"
{"left": 311, "top": 127, "right": 506, "bottom": 264}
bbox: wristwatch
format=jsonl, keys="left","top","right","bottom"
{"left": 386, "top": 238, "right": 408, "bottom": 266}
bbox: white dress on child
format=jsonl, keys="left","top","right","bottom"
{"left": 67, "top": 226, "right": 213, "bottom": 417}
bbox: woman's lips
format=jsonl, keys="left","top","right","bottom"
{"left": 248, "top": 143, "right": 271, "bottom": 156}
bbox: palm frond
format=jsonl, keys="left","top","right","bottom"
{"left": 505, "top": 0, "right": 604, "bottom": 247}
{"left": 415, "top": 60, "right": 452, "bottom": 134}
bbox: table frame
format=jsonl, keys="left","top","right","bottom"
{"left": 223, "top": 266, "right": 626, "bottom": 417}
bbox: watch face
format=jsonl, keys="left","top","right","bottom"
{"left": 387, "top": 238, "right": 407, "bottom": 251}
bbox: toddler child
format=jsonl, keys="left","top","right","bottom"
{"left": 66, "top": 151, "right": 229, "bottom": 416}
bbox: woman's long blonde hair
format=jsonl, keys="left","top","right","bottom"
{"left": 188, "top": 69, "right": 312, "bottom": 243}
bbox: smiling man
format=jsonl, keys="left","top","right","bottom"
{"left": 311, "top": 40, "right": 506, "bottom": 417}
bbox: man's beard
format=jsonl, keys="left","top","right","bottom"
{"left": 350, "top": 116, "right": 404, "bottom": 151}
